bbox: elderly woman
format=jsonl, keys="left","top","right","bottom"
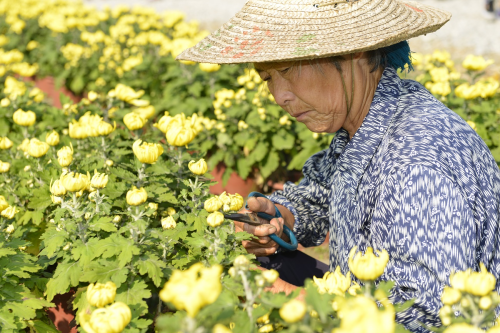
{"left": 178, "top": 0, "right": 500, "bottom": 331}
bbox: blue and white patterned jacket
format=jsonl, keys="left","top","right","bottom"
{"left": 269, "top": 67, "right": 500, "bottom": 332}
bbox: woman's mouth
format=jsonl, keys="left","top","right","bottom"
{"left": 294, "top": 110, "right": 311, "bottom": 121}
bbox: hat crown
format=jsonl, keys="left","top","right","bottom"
{"left": 177, "top": 0, "right": 451, "bottom": 64}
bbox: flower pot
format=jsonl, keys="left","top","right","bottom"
{"left": 209, "top": 162, "right": 258, "bottom": 197}
{"left": 45, "top": 290, "right": 78, "bottom": 333}
{"left": 25, "top": 76, "right": 81, "bottom": 108}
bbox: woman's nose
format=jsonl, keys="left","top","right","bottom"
{"left": 271, "top": 84, "right": 295, "bottom": 107}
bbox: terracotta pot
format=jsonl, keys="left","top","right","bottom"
{"left": 45, "top": 290, "right": 77, "bottom": 333}
{"left": 25, "top": 76, "right": 81, "bottom": 108}
{"left": 209, "top": 163, "right": 258, "bottom": 197}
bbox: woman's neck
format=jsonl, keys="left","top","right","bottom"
{"left": 342, "top": 64, "right": 385, "bottom": 139}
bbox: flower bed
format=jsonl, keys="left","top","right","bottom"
{"left": 1, "top": 1, "right": 500, "bottom": 332}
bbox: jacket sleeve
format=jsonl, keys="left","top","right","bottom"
{"left": 268, "top": 148, "right": 333, "bottom": 247}
{"left": 376, "top": 165, "right": 477, "bottom": 332}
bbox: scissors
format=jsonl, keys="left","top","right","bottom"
{"left": 225, "top": 192, "right": 298, "bottom": 251}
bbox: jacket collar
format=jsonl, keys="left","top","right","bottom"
{"left": 335, "top": 67, "right": 403, "bottom": 196}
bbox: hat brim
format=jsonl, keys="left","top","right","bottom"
{"left": 176, "top": 0, "right": 451, "bottom": 64}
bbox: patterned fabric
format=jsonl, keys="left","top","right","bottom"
{"left": 269, "top": 67, "right": 500, "bottom": 332}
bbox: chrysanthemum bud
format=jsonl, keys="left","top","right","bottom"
{"left": 4, "top": 224, "right": 15, "bottom": 234}
{"left": 0, "top": 195, "right": 8, "bottom": 212}
{"left": 261, "top": 269, "right": 279, "bottom": 284}
{"left": 123, "top": 112, "right": 147, "bottom": 130}
{"left": 207, "top": 211, "right": 224, "bottom": 227}
{"left": 348, "top": 246, "right": 389, "bottom": 281}
{"left": 60, "top": 172, "right": 90, "bottom": 192}
{"left": 280, "top": 299, "right": 307, "bottom": 323}
{"left": 132, "top": 140, "right": 163, "bottom": 164}
{"left": 13, "top": 109, "right": 36, "bottom": 126}
{"left": 90, "top": 170, "right": 108, "bottom": 189}
{"left": 188, "top": 159, "right": 208, "bottom": 175}
{"left": 87, "top": 91, "right": 99, "bottom": 101}
{"left": 97, "top": 121, "right": 115, "bottom": 136}
{"left": 255, "top": 275, "right": 266, "bottom": 288}
{"left": 166, "top": 125, "right": 196, "bottom": 147}
{"left": 87, "top": 281, "right": 117, "bottom": 308}
{"left": 57, "top": 145, "right": 73, "bottom": 167}
{"left": 45, "top": 130, "right": 60, "bottom": 146}
{"left": 148, "top": 202, "right": 158, "bottom": 211}
{"left": 1, "top": 206, "right": 18, "bottom": 219}
{"left": 0, "top": 98, "right": 10, "bottom": 107}
{"left": 126, "top": 186, "right": 147, "bottom": 206}
{"left": 50, "top": 179, "right": 67, "bottom": 196}
{"left": 229, "top": 193, "right": 244, "bottom": 211}
{"left": 233, "top": 255, "right": 250, "bottom": 271}
{"left": 51, "top": 195, "right": 62, "bottom": 204}
{"left": 161, "top": 216, "right": 176, "bottom": 230}
{"left": 0, "top": 160, "right": 10, "bottom": 173}
{"left": 27, "top": 138, "right": 50, "bottom": 158}
{"left": 204, "top": 197, "right": 223, "bottom": 213}
{"left": 134, "top": 105, "right": 156, "bottom": 119}
{"left": 0, "top": 137, "right": 13, "bottom": 150}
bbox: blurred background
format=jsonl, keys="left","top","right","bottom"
{"left": 83, "top": 0, "right": 500, "bottom": 67}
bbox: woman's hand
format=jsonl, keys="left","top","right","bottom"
{"left": 233, "top": 196, "right": 294, "bottom": 257}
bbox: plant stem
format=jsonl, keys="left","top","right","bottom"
{"left": 183, "top": 316, "right": 197, "bottom": 333}
{"left": 239, "top": 270, "right": 258, "bottom": 331}
{"left": 95, "top": 189, "right": 100, "bottom": 213}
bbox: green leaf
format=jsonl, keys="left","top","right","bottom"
{"left": 156, "top": 312, "right": 184, "bottom": 333}
{"left": 39, "top": 229, "right": 67, "bottom": 259}
{"left": 259, "top": 150, "right": 280, "bottom": 179}
{"left": 0, "top": 247, "right": 16, "bottom": 258}
{"left": 46, "top": 262, "right": 82, "bottom": 301}
{"left": 31, "top": 320, "right": 60, "bottom": 333}
{"left": 377, "top": 281, "right": 395, "bottom": 296}
{"left": 70, "top": 75, "right": 85, "bottom": 94}
{"left": 102, "top": 181, "right": 128, "bottom": 199}
{"left": 158, "top": 192, "right": 178, "bottom": 204}
{"left": 304, "top": 280, "right": 334, "bottom": 322}
{"left": 135, "top": 253, "right": 166, "bottom": 287}
{"left": 111, "top": 167, "right": 138, "bottom": 182}
{"left": 272, "top": 130, "right": 295, "bottom": 150}
{"left": 236, "top": 158, "right": 252, "bottom": 180}
{"left": 288, "top": 146, "right": 319, "bottom": 171}
{"left": 249, "top": 141, "right": 268, "bottom": 163}
{"left": 0, "top": 252, "right": 40, "bottom": 279}
{"left": 490, "top": 147, "right": 500, "bottom": 162}
{"left": 394, "top": 298, "right": 417, "bottom": 313}
{"left": 27, "top": 196, "right": 52, "bottom": 210}
{"left": 71, "top": 238, "right": 100, "bottom": 267}
{"left": 115, "top": 280, "right": 151, "bottom": 314}
{"left": 80, "top": 259, "right": 129, "bottom": 287}
{"left": 89, "top": 216, "right": 117, "bottom": 232}
{"left": 94, "top": 234, "right": 140, "bottom": 268}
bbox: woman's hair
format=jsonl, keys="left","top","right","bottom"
{"left": 329, "top": 40, "right": 413, "bottom": 73}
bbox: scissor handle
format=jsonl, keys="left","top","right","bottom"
{"left": 246, "top": 192, "right": 298, "bottom": 251}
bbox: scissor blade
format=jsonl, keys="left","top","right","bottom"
{"left": 224, "top": 213, "right": 268, "bottom": 226}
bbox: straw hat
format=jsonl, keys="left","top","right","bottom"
{"left": 177, "top": 0, "right": 451, "bottom": 64}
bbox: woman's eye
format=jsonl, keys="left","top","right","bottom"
{"left": 262, "top": 76, "right": 271, "bottom": 82}
{"left": 280, "top": 67, "right": 291, "bottom": 74}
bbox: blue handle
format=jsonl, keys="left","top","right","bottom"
{"left": 246, "top": 191, "right": 298, "bottom": 251}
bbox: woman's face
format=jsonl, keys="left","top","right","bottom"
{"left": 254, "top": 58, "right": 349, "bottom": 133}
